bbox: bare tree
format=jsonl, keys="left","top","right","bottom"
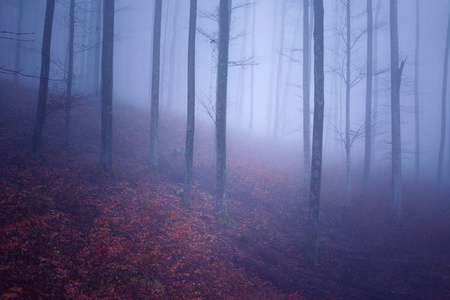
{"left": 305, "top": 0, "right": 324, "bottom": 265}
{"left": 215, "top": 0, "right": 231, "bottom": 221}
{"left": 414, "top": 0, "right": 420, "bottom": 185}
{"left": 390, "top": 0, "right": 406, "bottom": 225}
{"left": 13, "top": 0, "right": 24, "bottom": 83}
{"left": 149, "top": 0, "right": 163, "bottom": 170}
{"left": 64, "top": 0, "right": 75, "bottom": 150}
{"left": 437, "top": 8, "right": 450, "bottom": 189}
{"left": 99, "top": 0, "right": 115, "bottom": 173}
{"left": 183, "top": 0, "right": 197, "bottom": 207}
{"left": 31, "top": 0, "right": 55, "bottom": 159}
{"left": 303, "top": 0, "right": 311, "bottom": 186}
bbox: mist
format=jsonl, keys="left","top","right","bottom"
{"left": 0, "top": 0, "right": 449, "bottom": 298}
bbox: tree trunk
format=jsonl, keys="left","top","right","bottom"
{"left": 414, "top": 0, "right": 420, "bottom": 185}
{"left": 31, "top": 0, "right": 55, "bottom": 159}
{"left": 273, "top": 0, "right": 287, "bottom": 140}
{"left": 305, "top": 0, "right": 324, "bottom": 265}
{"left": 167, "top": 0, "right": 181, "bottom": 112}
{"left": 182, "top": 0, "right": 197, "bottom": 207}
{"left": 437, "top": 9, "right": 450, "bottom": 189}
{"left": 372, "top": 0, "right": 380, "bottom": 165}
{"left": 215, "top": 0, "right": 230, "bottom": 218}
{"left": 303, "top": 0, "right": 311, "bottom": 186}
{"left": 345, "top": 0, "right": 351, "bottom": 200}
{"left": 13, "top": 0, "right": 23, "bottom": 83}
{"left": 363, "top": 0, "right": 373, "bottom": 189}
{"left": 149, "top": 0, "right": 163, "bottom": 170}
{"left": 64, "top": 0, "right": 75, "bottom": 149}
{"left": 99, "top": 0, "right": 115, "bottom": 173}
{"left": 249, "top": 2, "right": 256, "bottom": 130}
{"left": 94, "top": 0, "right": 102, "bottom": 96}
{"left": 390, "top": 0, "right": 404, "bottom": 225}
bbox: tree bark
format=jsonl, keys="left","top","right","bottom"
{"left": 149, "top": 0, "right": 163, "bottom": 170}
{"left": 215, "top": 0, "right": 230, "bottom": 217}
{"left": 303, "top": 0, "right": 311, "bottom": 186}
{"left": 390, "top": 0, "right": 404, "bottom": 225}
{"left": 183, "top": 0, "right": 197, "bottom": 207}
{"left": 363, "top": 0, "right": 373, "bottom": 189}
{"left": 31, "top": 0, "right": 55, "bottom": 159}
{"left": 99, "top": 0, "right": 115, "bottom": 173}
{"left": 64, "top": 0, "right": 75, "bottom": 150}
{"left": 305, "top": 0, "right": 324, "bottom": 265}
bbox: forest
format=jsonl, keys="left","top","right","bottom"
{"left": 0, "top": 0, "right": 449, "bottom": 298}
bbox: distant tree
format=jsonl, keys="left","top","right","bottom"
{"left": 149, "top": 0, "right": 163, "bottom": 170}
{"left": 414, "top": 0, "right": 420, "bottom": 185}
{"left": 390, "top": 0, "right": 405, "bottom": 225}
{"left": 363, "top": 0, "right": 373, "bottom": 189}
{"left": 182, "top": 0, "right": 197, "bottom": 207}
{"left": 215, "top": 0, "right": 231, "bottom": 221}
{"left": 305, "top": 0, "right": 324, "bottom": 265}
{"left": 99, "top": 0, "right": 115, "bottom": 173}
{"left": 166, "top": 0, "right": 181, "bottom": 112}
{"left": 64, "top": 0, "right": 75, "bottom": 150}
{"left": 303, "top": 0, "right": 311, "bottom": 186}
{"left": 437, "top": 9, "right": 450, "bottom": 189}
{"left": 13, "top": 0, "right": 24, "bottom": 83}
{"left": 31, "top": 0, "right": 55, "bottom": 158}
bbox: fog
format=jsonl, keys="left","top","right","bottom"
{"left": 1, "top": 0, "right": 450, "bottom": 298}
{"left": 1, "top": 0, "right": 449, "bottom": 186}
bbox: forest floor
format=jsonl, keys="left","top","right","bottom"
{"left": 1, "top": 81, "right": 450, "bottom": 299}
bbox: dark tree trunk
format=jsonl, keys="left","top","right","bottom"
{"left": 363, "top": 0, "right": 373, "bottom": 189}
{"left": 64, "top": 0, "right": 75, "bottom": 150}
{"left": 149, "top": 0, "right": 162, "bottom": 170}
{"left": 14, "top": 0, "right": 23, "bottom": 83}
{"left": 305, "top": 0, "right": 324, "bottom": 265}
{"left": 182, "top": 0, "right": 197, "bottom": 207}
{"left": 31, "top": 0, "right": 55, "bottom": 159}
{"left": 437, "top": 9, "right": 450, "bottom": 188}
{"left": 99, "top": 0, "right": 115, "bottom": 173}
{"left": 215, "top": 0, "right": 230, "bottom": 218}
{"left": 390, "top": 0, "right": 405, "bottom": 225}
{"left": 303, "top": 0, "right": 311, "bottom": 186}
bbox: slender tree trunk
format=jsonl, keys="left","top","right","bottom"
{"left": 99, "top": 0, "right": 115, "bottom": 173}
{"left": 167, "top": 0, "right": 180, "bottom": 112}
{"left": 303, "top": 0, "right": 311, "bottom": 186}
{"left": 93, "top": 0, "right": 102, "bottom": 96}
{"left": 149, "top": 0, "right": 162, "bottom": 170}
{"left": 273, "top": 0, "right": 287, "bottom": 140}
{"left": 390, "top": 0, "right": 404, "bottom": 225}
{"left": 363, "top": 0, "right": 373, "bottom": 189}
{"left": 345, "top": 0, "right": 351, "bottom": 200}
{"left": 183, "top": 0, "right": 197, "bottom": 207}
{"left": 31, "top": 0, "right": 55, "bottom": 159}
{"left": 414, "top": 0, "right": 420, "bottom": 185}
{"left": 215, "top": 0, "right": 230, "bottom": 217}
{"left": 372, "top": 0, "right": 380, "bottom": 164}
{"left": 13, "top": 0, "right": 23, "bottom": 83}
{"left": 249, "top": 2, "right": 256, "bottom": 130}
{"left": 437, "top": 9, "right": 450, "bottom": 188}
{"left": 64, "top": 0, "right": 75, "bottom": 149}
{"left": 305, "top": 0, "right": 324, "bottom": 265}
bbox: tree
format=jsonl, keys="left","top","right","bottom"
{"left": 64, "top": 0, "right": 75, "bottom": 150}
{"left": 215, "top": 0, "right": 231, "bottom": 220}
{"left": 182, "top": 0, "right": 197, "bottom": 207}
{"left": 437, "top": 9, "right": 450, "bottom": 189}
{"left": 149, "top": 0, "right": 162, "bottom": 170}
{"left": 414, "top": 0, "right": 420, "bottom": 185}
{"left": 305, "top": 0, "right": 324, "bottom": 265}
{"left": 303, "top": 0, "right": 311, "bottom": 186}
{"left": 363, "top": 0, "right": 373, "bottom": 188}
{"left": 99, "top": 0, "right": 115, "bottom": 173}
{"left": 390, "top": 0, "right": 405, "bottom": 225}
{"left": 13, "top": 0, "right": 24, "bottom": 83}
{"left": 30, "top": 0, "right": 55, "bottom": 159}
